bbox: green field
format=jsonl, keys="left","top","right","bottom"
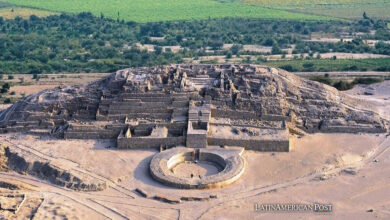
{"left": 242, "top": 0, "right": 390, "bottom": 19}
{"left": 1, "top": 0, "right": 330, "bottom": 22}
{"left": 258, "top": 58, "right": 390, "bottom": 72}
{"left": 3, "top": 0, "right": 388, "bottom": 22}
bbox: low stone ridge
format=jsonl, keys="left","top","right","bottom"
{"left": 0, "top": 64, "right": 387, "bottom": 151}
{"left": 0, "top": 144, "right": 9, "bottom": 172}
{"left": 4, "top": 145, "right": 107, "bottom": 191}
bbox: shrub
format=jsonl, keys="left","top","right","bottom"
{"left": 280, "top": 65, "right": 295, "bottom": 72}
{"left": 333, "top": 80, "right": 354, "bottom": 91}
{"left": 353, "top": 77, "right": 383, "bottom": 85}
{"left": 226, "top": 52, "right": 232, "bottom": 59}
{"left": 1, "top": 83, "right": 10, "bottom": 93}
{"left": 310, "top": 76, "right": 333, "bottom": 85}
{"left": 303, "top": 63, "right": 314, "bottom": 68}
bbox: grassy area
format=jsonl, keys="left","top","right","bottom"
{"left": 0, "top": 7, "right": 56, "bottom": 19}
{"left": 241, "top": 0, "right": 390, "bottom": 19}
{"left": 292, "top": 4, "right": 390, "bottom": 20}
{"left": 2, "top": 0, "right": 330, "bottom": 22}
{"left": 309, "top": 75, "right": 384, "bottom": 91}
{"left": 258, "top": 58, "right": 390, "bottom": 72}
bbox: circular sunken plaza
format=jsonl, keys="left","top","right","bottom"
{"left": 150, "top": 147, "right": 245, "bottom": 189}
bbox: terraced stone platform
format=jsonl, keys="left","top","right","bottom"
{"left": 0, "top": 64, "right": 388, "bottom": 189}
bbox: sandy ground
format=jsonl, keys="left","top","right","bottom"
{"left": 267, "top": 52, "right": 389, "bottom": 60}
{"left": 134, "top": 43, "right": 183, "bottom": 53}
{"left": 305, "top": 38, "right": 390, "bottom": 47}
{"left": 1, "top": 132, "right": 388, "bottom": 219}
{"left": 0, "top": 81, "right": 389, "bottom": 219}
{"left": 345, "top": 80, "right": 390, "bottom": 120}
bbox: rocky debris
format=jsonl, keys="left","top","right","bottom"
{"left": 0, "top": 64, "right": 386, "bottom": 137}
{"left": 152, "top": 194, "right": 181, "bottom": 204}
{"left": 0, "top": 77, "right": 107, "bottom": 134}
{"left": 180, "top": 196, "right": 214, "bottom": 201}
{"left": 135, "top": 188, "right": 217, "bottom": 202}
{"left": 364, "top": 91, "right": 374, "bottom": 96}
{"left": 0, "top": 144, "right": 8, "bottom": 172}
{"left": 135, "top": 188, "right": 150, "bottom": 198}
{"left": 341, "top": 167, "right": 358, "bottom": 175}
{"left": 5, "top": 146, "right": 107, "bottom": 192}
{"left": 312, "top": 173, "right": 335, "bottom": 181}
{"left": 0, "top": 194, "right": 43, "bottom": 219}
{"left": 0, "top": 181, "right": 20, "bottom": 190}
{"left": 209, "top": 194, "right": 218, "bottom": 199}
{"left": 0, "top": 194, "right": 24, "bottom": 212}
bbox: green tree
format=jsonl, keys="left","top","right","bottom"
{"left": 363, "top": 12, "right": 369, "bottom": 20}
{"left": 271, "top": 43, "right": 282, "bottom": 54}
{"left": 230, "top": 44, "right": 242, "bottom": 55}
{"left": 1, "top": 83, "right": 10, "bottom": 93}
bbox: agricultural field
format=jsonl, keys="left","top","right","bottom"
{"left": 0, "top": 7, "right": 55, "bottom": 19}
{"left": 1, "top": 0, "right": 330, "bottom": 22}
{"left": 259, "top": 58, "right": 390, "bottom": 72}
{"left": 2, "top": 0, "right": 389, "bottom": 21}
{"left": 242, "top": 0, "right": 390, "bottom": 19}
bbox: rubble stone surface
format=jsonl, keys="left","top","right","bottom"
{"left": 0, "top": 64, "right": 388, "bottom": 151}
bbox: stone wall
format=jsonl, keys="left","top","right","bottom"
{"left": 207, "top": 137, "right": 289, "bottom": 152}
{"left": 64, "top": 130, "right": 120, "bottom": 139}
{"left": 117, "top": 136, "right": 185, "bottom": 149}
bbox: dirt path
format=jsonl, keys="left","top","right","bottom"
{"left": 1, "top": 134, "right": 388, "bottom": 219}
{"left": 196, "top": 136, "right": 390, "bottom": 219}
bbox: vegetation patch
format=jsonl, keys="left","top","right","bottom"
{"left": 2, "top": 0, "right": 330, "bottom": 22}
{"left": 241, "top": 0, "right": 390, "bottom": 19}
{"left": 309, "top": 75, "right": 385, "bottom": 91}
{"left": 262, "top": 58, "right": 390, "bottom": 72}
{"left": 0, "top": 13, "right": 389, "bottom": 76}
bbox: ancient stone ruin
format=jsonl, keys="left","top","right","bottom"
{"left": 0, "top": 64, "right": 388, "bottom": 189}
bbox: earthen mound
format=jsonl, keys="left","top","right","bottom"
{"left": 0, "top": 64, "right": 387, "bottom": 141}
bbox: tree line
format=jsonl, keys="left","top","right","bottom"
{"left": 0, "top": 12, "right": 389, "bottom": 74}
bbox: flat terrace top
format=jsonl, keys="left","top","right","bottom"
{"left": 210, "top": 117, "right": 285, "bottom": 129}
{"left": 208, "top": 125, "right": 289, "bottom": 141}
